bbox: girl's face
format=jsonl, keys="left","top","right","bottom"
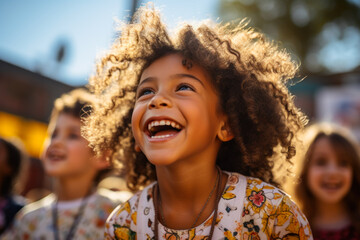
{"left": 132, "top": 53, "right": 229, "bottom": 167}
{"left": 43, "top": 113, "right": 99, "bottom": 180}
{"left": 307, "top": 136, "right": 353, "bottom": 205}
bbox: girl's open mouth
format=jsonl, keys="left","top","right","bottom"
{"left": 320, "top": 182, "right": 343, "bottom": 191}
{"left": 47, "top": 149, "right": 66, "bottom": 161}
{"left": 146, "top": 119, "right": 183, "bottom": 139}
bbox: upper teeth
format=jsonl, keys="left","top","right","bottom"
{"left": 148, "top": 120, "right": 181, "bottom": 131}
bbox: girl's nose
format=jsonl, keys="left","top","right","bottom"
{"left": 148, "top": 93, "right": 172, "bottom": 109}
{"left": 326, "top": 162, "right": 340, "bottom": 174}
{"left": 49, "top": 134, "right": 64, "bottom": 147}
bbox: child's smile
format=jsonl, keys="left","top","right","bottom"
{"left": 47, "top": 148, "right": 66, "bottom": 162}
{"left": 307, "top": 137, "right": 353, "bottom": 204}
{"left": 146, "top": 117, "right": 182, "bottom": 140}
{"left": 132, "top": 53, "right": 227, "bottom": 167}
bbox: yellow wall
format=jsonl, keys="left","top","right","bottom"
{"left": 0, "top": 111, "right": 48, "bottom": 158}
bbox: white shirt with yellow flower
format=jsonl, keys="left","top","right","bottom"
{"left": 3, "top": 188, "right": 132, "bottom": 240}
{"left": 105, "top": 172, "right": 313, "bottom": 240}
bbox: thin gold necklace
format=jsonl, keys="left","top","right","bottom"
{"left": 154, "top": 166, "right": 222, "bottom": 239}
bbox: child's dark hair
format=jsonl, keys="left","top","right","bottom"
{"left": 0, "top": 137, "right": 24, "bottom": 196}
{"left": 83, "top": 6, "right": 307, "bottom": 192}
{"left": 294, "top": 123, "right": 360, "bottom": 234}
{"left": 49, "top": 88, "right": 111, "bottom": 183}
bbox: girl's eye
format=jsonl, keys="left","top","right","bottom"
{"left": 338, "top": 160, "right": 349, "bottom": 167}
{"left": 51, "top": 130, "right": 58, "bottom": 139}
{"left": 69, "top": 133, "right": 80, "bottom": 139}
{"left": 177, "top": 84, "right": 194, "bottom": 91}
{"left": 313, "top": 157, "right": 328, "bottom": 166}
{"left": 137, "top": 88, "right": 154, "bottom": 98}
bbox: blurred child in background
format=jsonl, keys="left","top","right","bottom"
{"left": 290, "top": 123, "right": 360, "bottom": 240}
{"left": 7, "top": 88, "right": 132, "bottom": 240}
{"left": 0, "top": 137, "right": 26, "bottom": 236}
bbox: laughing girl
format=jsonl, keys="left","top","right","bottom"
{"left": 84, "top": 5, "right": 312, "bottom": 240}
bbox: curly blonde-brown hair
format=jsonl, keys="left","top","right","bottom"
{"left": 83, "top": 5, "right": 307, "bottom": 192}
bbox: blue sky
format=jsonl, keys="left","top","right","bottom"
{"left": 0, "top": 0, "right": 218, "bottom": 86}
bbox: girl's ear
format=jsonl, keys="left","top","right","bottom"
{"left": 218, "top": 121, "right": 234, "bottom": 142}
{"left": 94, "top": 150, "right": 111, "bottom": 170}
{"left": 134, "top": 143, "right": 141, "bottom": 152}
{"left": 96, "top": 157, "right": 110, "bottom": 170}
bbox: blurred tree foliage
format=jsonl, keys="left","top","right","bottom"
{"left": 218, "top": 0, "right": 360, "bottom": 74}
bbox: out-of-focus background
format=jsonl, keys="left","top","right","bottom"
{"left": 0, "top": 0, "right": 359, "bottom": 198}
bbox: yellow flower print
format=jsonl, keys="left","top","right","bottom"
{"left": 273, "top": 192, "right": 282, "bottom": 200}
{"left": 261, "top": 211, "right": 276, "bottom": 238}
{"left": 281, "top": 233, "right": 301, "bottom": 240}
{"left": 262, "top": 185, "right": 275, "bottom": 190}
{"left": 222, "top": 186, "right": 236, "bottom": 200}
{"left": 276, "top": 211, "right": 293, "bottom": 226}
{"left": 189, "top": 228, "right": 196, "bottom": 240}
{"left": 29, "top": 221, "right": 36, "bottom": 231}
{"left": 204, "top": 212, "right": 222, "bottom": 227}
{"left": 248, "top": 178, "right": 262, "bottom": 186}
{"left": 279, "top": 199, "right": 291, "bottom": 213}
{"left": 286, "top": 214, "right": 300, "bottom": 234}
{"left": 113, "top": 225, "right": 136, "bottom": 240}
{"left": 116, "top": 201, "right": 131, "bottom": 217}
{"left": 224, "top": 229, "right": 238, "bottom": 240}
{"left": 243, "top": 231, "right": 261, "bottom": 240}
{"left": 299, "top": 226, "right": 306, "bottom": 239}
{"left": 131, "top": 212, "right": 137, "bottom": 225}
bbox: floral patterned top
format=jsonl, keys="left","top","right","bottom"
{"left": 105, "top": 172, "right": 313, "bottom": 239}
{"left": 2, "top": 188, "right": 132, "bottom": 240}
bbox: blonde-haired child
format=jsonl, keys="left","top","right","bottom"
{"left": 7, "top": 89, "right": 132, "bottom": 240}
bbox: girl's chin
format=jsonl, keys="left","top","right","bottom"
{"left": 148, "top": 158, "right": 177, "bottom": 167}
{"left": 317, "top": 193, "right": 346, "bottom": 205}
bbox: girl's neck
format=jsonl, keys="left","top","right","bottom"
{"left": 313, "top": 200, "right": 350, "bottom": 230}
{"left": 155, "top": 163, "right": 227, "bottom": 230}
{"left": 156, "top": 162, "right": 218, "bottom": 201}
{"left": 55, "top": 177, "right": 95, "bottom": 201}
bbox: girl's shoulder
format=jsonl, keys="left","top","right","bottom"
{"left": 96, "top": 188, "right": 133, "bottom": 206}
{"left": 245, "top": 176, "right": 289, "bottom": 199}
{"left": 225, "top": 172, "right": 288, "bottom": 202}
{"left": 222, "top": 172, "right": 288, "bottom": 209}
{"left": 105, "top": 183, "right": 154, "bottom": 237}
{"left": 9, "top": 193, "right": 55, "bottom": 235}
{"left": 242, "top": 174, "right": 300, "bottom": 213}
{"left": 225, "top": 173, "right": 313, "bottom": 239}
{"left": 16, "top": 193, "right": 55, "bottom": 220}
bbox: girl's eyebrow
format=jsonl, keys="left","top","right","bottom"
{"left": 173, "top": 73, "right": 204, "bottom": 86}
{"left": 138, "top": 77, "right": 155, "bottom": 87}
{"left": 66, "top": 126, "right": 81, "bottom": 132}
{"left": 139, "top": 74, "right": 204, "bottom": 87}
